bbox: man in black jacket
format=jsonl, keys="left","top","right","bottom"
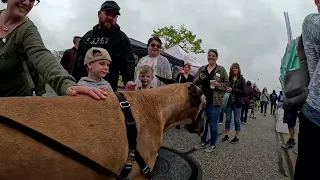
{"left": 72, "top": 1, "right": 135, "bottom": 91}
{"left": 60, "top": 36, "right": 81, "bottom": 75}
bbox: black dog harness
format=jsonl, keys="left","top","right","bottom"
{"left": 115, "top": 92, "right": 152, "bottom": 179}
{"left": 0, "top": 92, "right": 152, "bottom": 180}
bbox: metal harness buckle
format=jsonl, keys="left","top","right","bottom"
{"left": 120, "top": 101, "right": 130, "bottom": 108}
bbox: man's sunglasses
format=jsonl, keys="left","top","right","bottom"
{"left": 150, "top": 44, "right": 161, "bottom": 48}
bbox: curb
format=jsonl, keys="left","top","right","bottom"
{"left": 274, "top": 114, "right": 295, "bottom": 179}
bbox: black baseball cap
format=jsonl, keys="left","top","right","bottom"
{"left": 100, "top": 1, "right": 121, "bottom": 15}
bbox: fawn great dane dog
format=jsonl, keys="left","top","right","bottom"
{"left": 0, "top": 77, "right": 206, "bottom": 180}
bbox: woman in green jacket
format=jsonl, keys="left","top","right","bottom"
{"left": 0, "top": 0, "right": 106, "bottom": 99}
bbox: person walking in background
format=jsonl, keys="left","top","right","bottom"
{"left": 241, "top": 81, "right": 254, "bottom": 124}
{"left": 134, "top": 37, "right": 172, "bottom": 88}
{"left": 250, "top": 86, "right": 259, "bottom": 118}
{"left": 270, "top": 90, "right": 278, "bottom": 114}
{"left": 222, "top": 63, "right": 246, "bottom": 144}
{"left": 277, "top": 91, "right": 284, "bottom": 107}
{"left": 194, "top": 49, "right": 229, "bottom": 153}
{"left": 175, "top": 63, "right": 194, "bottom": 129}
{"left": 60, "top": 36, "right": 81, "bottom": 75}
{"left": 260, "top": 87, "right": 269, "bottom": 116}
{"left": 73, "top": 1, "right": 135, "bottom": 92}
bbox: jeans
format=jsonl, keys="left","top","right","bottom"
{"left": 225, "top": 104, "right": 241, "bottom": 131}
{"left": 260, "top": 101, "right": 268, "bottom": 114}
{"left": 219, "top": 112, "right": 224, "bottom": 123}
{"left": 270, "top": 102, "right": 276, "bottom": 113}
{"left": 241, "top": 106, "right": 249, "bottom": 123}
{"left": 201, "top": 104, "right": 221, "bottom": 146}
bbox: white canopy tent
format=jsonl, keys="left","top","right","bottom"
{"left": 164, "top": 45, "right": 202, "bottom": 75}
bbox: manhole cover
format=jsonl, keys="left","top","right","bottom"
{"left": 153, "top": 147, "right": 202, "bottom": 180}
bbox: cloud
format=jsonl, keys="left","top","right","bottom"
{"left": 1, "top": 0, "right": 317, "bottom": 91}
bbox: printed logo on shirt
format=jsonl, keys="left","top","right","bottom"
{"left": 86, "top": 37, "right": 109, "bottom": 45}
{"left": 0, "top": 53, "right": 10, "bottom": 60}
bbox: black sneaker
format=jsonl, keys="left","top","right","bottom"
{"left": 281, "top": 139, "right": 296, "bottom": 149}
{"left": 222, "top": 135, "right": 229, "bottom": 142}
{"left": 230, "top": 137, "right": 240, "bottom": 144}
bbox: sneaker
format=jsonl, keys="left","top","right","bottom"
{"left": 194, "top": 143, "right": 207, "bottom": 150}
{"left": 243, "top": 122, "right": 247, "bottom": 125}
{"left": 204, "top": 145, "right": 216, "bottom": 153}
{"left": 230, "top": 137, "right": 240, "bottom": 144}
{"left": 221, "top": 135, "right": 229, "bottom": 142}
{"left": 264, "top": 113, "right": 266, "bottom": 116}
{"left": 281, "top": 139, "right": 296, "bottom": 149}
{"left": 218, "top": 122, "right": 223, "bottom": 125}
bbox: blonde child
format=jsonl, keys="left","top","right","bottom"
{"left": 137, "top": 65, "right": 154, "bottom": 90}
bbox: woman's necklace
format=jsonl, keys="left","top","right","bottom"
{"left": 2, "top": 11, "right": 9, "bottom": 43}
{"left": 3, "top": 25, "right": 8, "bottom": 43}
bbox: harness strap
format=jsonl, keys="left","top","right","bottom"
{"left": 0, "top": 115, "right": 126, "bottom": 180}
{"left": 115, "top": 92, "right": 153, "bottom": 180}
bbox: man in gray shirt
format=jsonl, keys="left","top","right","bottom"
{"left": 294, "top": 1, "right": 320, "bottom": 179}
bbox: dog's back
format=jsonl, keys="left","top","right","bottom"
{"left": 0, "top": 95, "right": 128, "bottom": 180}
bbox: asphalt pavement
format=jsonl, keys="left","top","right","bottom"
{"left": 162, "top": 111, "right": 285, "bottom": 180}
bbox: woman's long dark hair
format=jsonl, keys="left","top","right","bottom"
{"left": 229, "top": 63, "right": 241, "bottom": 78}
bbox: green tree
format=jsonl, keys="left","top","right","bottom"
{"left": 152, "top": 24, "right": 205, "bottom": 54}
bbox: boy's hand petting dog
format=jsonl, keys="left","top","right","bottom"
{"left": 125, "top": 81, "right": 137, "bottom": 91}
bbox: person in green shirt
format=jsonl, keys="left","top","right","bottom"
{"left": 0, "top": 0, "right": 107, "bottom": 99}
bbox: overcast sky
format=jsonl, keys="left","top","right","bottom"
{"left": 1, "top": 0, "right": 317, "bottom": 92}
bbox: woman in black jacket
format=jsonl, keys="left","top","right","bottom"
{"left": 241, "top": 81, "right": 254, "bottom": 124}
{"left": 222, "top": 63, "right": 246, "bottom": 144}
{"left": 175, "top": 63, "right": 194, "bottom": 129}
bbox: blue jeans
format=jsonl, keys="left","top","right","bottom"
{"left": 201, "top": 104, "right": 221, "bottom": 146}
{"left": 260, "top": 101, "right": 268, "bottom": 114}
{"left": 219, "top": 112, "right": 224, "bottom": 123}
{"left": 225, "top": 104, "right": 241, "bottom": 132}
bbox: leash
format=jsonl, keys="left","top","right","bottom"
{"left": 0, "top": 115, "right": 126, "bottom": 180}
{"left": 115, "top": 92, "right": 153, "bottom": 180}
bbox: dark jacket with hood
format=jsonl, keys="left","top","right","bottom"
{"left": 229, "top": 75, "right": 246, "bottom": 107}
{"left": 278, "top": 91, "right": 283, "bottom": 102}
{"left": 270, "top": 90, "right": 278, "bottom": 103}
{"left": 244, "top": 81, "right": 254, "bottom": 107}
{"left": 72, "top": 24, "right": 135, "bottom": 91}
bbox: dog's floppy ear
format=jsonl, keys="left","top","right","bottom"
{"left": 155, "top": 75, "right": 178, "bottom": 85}
{"left": 188, "top": 84, "right": 199, "bottom": 95}
{"left": 188, "top": 84, "right": 203, "bottom": 106}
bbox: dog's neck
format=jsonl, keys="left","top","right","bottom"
{"left": 124, "top": 84, "right": 193, "bottom": 131}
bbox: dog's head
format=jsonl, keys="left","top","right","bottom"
{"left": 156, "top": 75, "right": 206, "bottom": 136}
